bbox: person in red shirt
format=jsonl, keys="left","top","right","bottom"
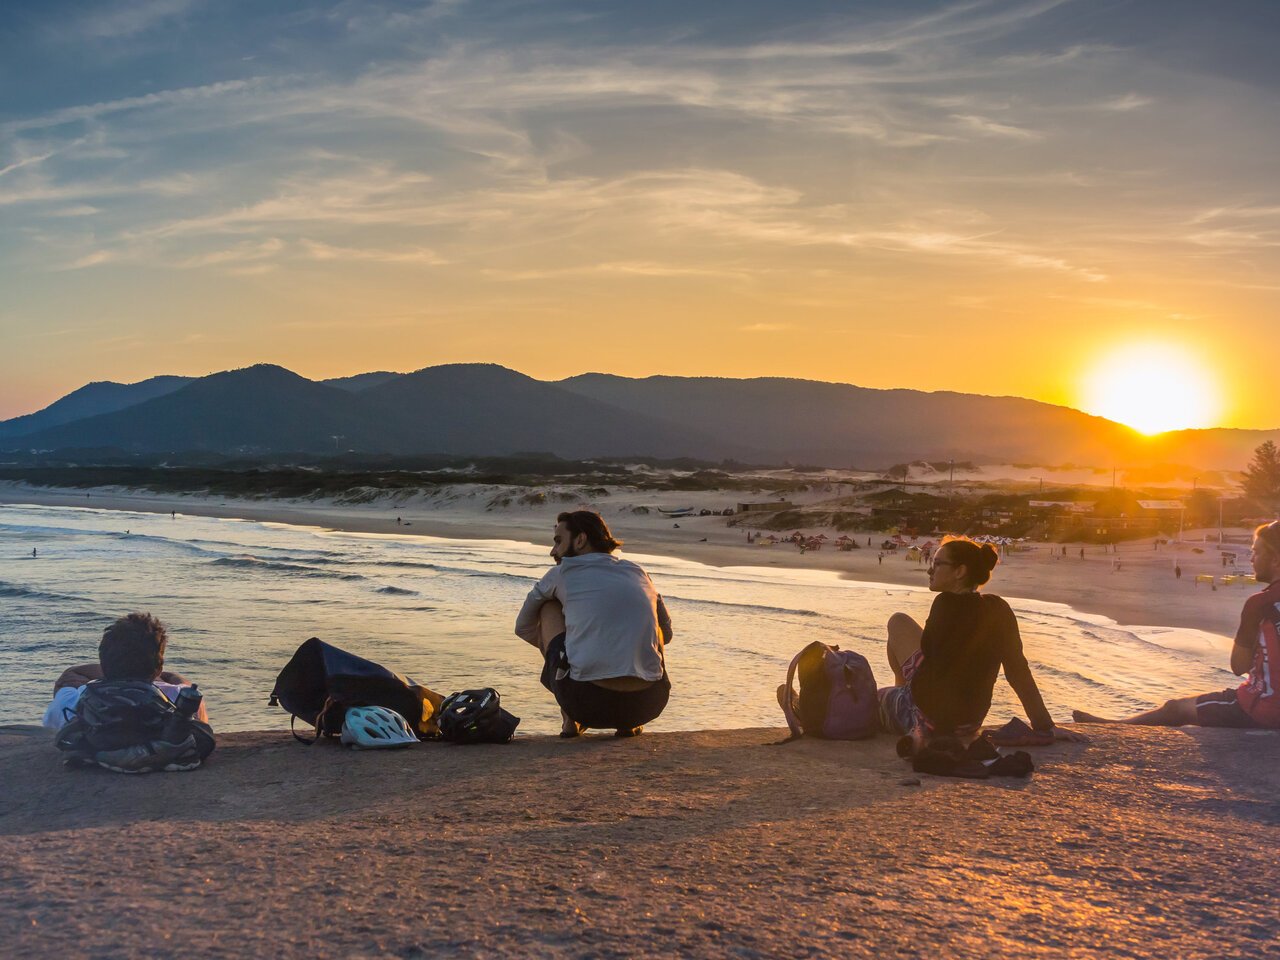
{"left": 1074, "top": 520, "right": 1280, "bottom": 728}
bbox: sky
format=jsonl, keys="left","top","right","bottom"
{"left": 4, "top": 0, "right": 1280, "bottom": 428}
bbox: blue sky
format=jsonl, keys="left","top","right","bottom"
{"left": 4, "top": 1, "right": 1280, "bottom": 428}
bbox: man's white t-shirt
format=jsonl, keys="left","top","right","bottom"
{"left": 42, "top": 681, "right": 210, "bottom": 731}
{"left": 515, "top": 552, "right": 672, "bottom": 683}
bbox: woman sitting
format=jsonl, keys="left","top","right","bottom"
{"left": 878, "top": 536, "right": 1086, "bottom": 745}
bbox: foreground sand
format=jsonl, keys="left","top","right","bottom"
{"left": 0, "top": 482, "right": 1253, "bottom": 639}
{"left": 2, "top": 724, "right": 1277, "bottom": 959}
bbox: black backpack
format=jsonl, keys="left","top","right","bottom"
{"left": 55, "top": 680, "right": 216, "bottom": 773}
{"left": 269, "top": 637, "right": 443, "bottom": 743}
{"left": 436, "top": 689, "right": 520, "bottom": 744}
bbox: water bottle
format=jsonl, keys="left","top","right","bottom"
{"left": 174, "top": 683, "right": 203, "bottom": 719}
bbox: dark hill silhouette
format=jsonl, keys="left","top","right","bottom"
{"left": 4, "top": 363, "right": 741, "bottom": 460}
{"left": 12, "top": 365, "right": 390, "bottom": 455}
{"left": 322, "top": 372, "right": 402, "bottom": 392}
{"left": 360, "top": 363, "right": 741, "bottom": 459}
{"left": 0, "top": 375, "right": 192, "bottom": 440}
{"left": 1138, "top": 427, "right": 1280, "bottom": 472}
{"left": 5, "top": 364, "right": 1278, "bottom": 469}
{"left": 556, "top": 373, "right": 1146, "bottom": 467}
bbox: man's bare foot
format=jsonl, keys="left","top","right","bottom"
{"left": 1071, "top": 710, "right": 1114, "bottom": 724}
{"left": 559, "top": 710, "right": 584, "bottom": 738}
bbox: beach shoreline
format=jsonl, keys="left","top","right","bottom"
{"left": 0, "top": 481, "right": 1250, "bottom": 640}
{"left": 3, "top": 722, "right": 1277, "bottom": 958}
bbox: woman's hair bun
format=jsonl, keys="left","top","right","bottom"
{"left": 939, "top": 535, "right": 1000, "bottom": 587}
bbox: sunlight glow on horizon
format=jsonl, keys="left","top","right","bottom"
{"left": 1080, "top": 342, "right": 1223, "bottom": 435}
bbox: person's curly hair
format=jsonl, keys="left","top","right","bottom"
{"left": 557, "top": 511, "right": 622, "bottom": 553}
{"left": 99, "top": 612, "right": 168, "bottom": 681}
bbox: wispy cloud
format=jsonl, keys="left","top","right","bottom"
{"left": 299, "top": 240, "right": 448, "bottom": 265}
{"left": 483, "top": 260, "right": 750, "bottom": 282}
{"left": 66, "top": 250, "right": 118, "bottom": 269}
{"left": 5, "top": 0, "right": 1280, "bottom": 418}
{"left": 75, "top": 0, "right": 202, "bottom": 40}
{"left": 173, "top": 238, "right": 285, "bottom": 268}
{"left": 0, "top": 152, "right": 57, "bottom": 178}
{"left": 1097, "top": 93, "right": 1152, "bottom": 112}
{"left": 950, "top": 114, "right": 1044, "bottom": 141}
{"left": 2, "top": 79, "right": 261, "bottom": 135}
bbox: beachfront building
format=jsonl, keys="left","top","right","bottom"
{"left": 736, "top": 501, "right": 794, "bottom": 513}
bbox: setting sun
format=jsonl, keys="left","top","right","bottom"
{"left": 1081, "top": 342, "right": 1222, "bottom": 435}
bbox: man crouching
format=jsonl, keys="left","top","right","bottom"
{"left": 516, "top": 511, "right": 672, "bottom": 738}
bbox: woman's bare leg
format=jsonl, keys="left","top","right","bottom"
{"left": 1073, "top": 697, "right": 1198, "bottom": 726}
{"left": 886, "top": 612, "right": 923, "bottom": 685}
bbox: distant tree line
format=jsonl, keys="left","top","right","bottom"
{"left": 1244, "top": 441, "right": 1280, "bottom": 512}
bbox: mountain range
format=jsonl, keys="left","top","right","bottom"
{"left": 0, "top": 363, "right": 1274, "bottom": 471}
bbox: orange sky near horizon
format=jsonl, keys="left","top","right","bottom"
{"left": 3, "top": 1, "right": 1278, "bottom": 431}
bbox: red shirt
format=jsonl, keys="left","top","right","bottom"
{"left": 1234, "top": 579, "right": 1280, "bottom": 725}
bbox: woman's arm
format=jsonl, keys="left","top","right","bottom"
{"left": 999, "top": 603, "right": 1087, "bottom": 741}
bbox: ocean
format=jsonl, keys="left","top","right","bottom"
{"left": 0, "top": 502, "right": 1237, "bottom": 735}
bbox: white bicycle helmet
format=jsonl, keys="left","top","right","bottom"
{"left": 340, "top": 706, "right": 418, "bottom": 749}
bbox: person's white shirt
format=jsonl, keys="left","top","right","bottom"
{"left": 42, "top": 680, "right": 210, "bottom": 731}
{"left": 515, "top": 552, "right": 672, "bottom": 682}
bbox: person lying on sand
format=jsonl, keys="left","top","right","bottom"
{"left": 46, "top": 612, "right": 215, "bottom": 773}
{"left": 878, "top": 536, "right": 1086, "bottom": 745}
{"left": 1074, "top": 521, "right": 1280, "bottom": 729}
{"left": 42, "top": 612, "right": 210, "bottom": 731}
{"left": 515, "top": 510, "right": 672, "bottom": 738}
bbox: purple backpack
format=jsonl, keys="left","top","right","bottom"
{"left": 779, "top": 641, "right": 878, "bottom": 740}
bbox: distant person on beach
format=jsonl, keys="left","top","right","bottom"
{"left": 43, "top": 612, "right": 210, "bottom": 731}
{"left": 1074, "top": 521, "right": 1280, "bottom": 730}
{"left": 515, "top": 511, "right": 672, "bottom": 738}
{"left": 878, "top": 536, "right": 1086, "bottom": 745}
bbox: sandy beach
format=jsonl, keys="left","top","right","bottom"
{"left": 2, "top": 722, "right": 1277, "bottom": 959}
{"left": 2, "top": 490, "right": 1273, "bottom": 958}
{"left": 0, "top": 481, "right": 1253, "bottom": 640}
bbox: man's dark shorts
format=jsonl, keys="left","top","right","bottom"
{"left": 1195, "top": 688, "right": 1262, "bottom": 728}
{"left": 540, "top": 632, "right": 670, "bottom": 730}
